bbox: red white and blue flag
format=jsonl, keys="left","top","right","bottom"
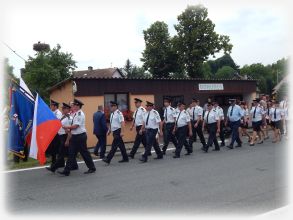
{"left": 29, "top": 94, "right": 61, "bottom": 165}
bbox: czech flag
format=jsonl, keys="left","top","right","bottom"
{"left": 29, "top": 94, "right": 61, "bottom": 165}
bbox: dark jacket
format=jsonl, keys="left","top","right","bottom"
{"left": 93, "top": 111, "right": 108, "bottom": 135}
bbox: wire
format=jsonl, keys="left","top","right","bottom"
{"left": 1, "top": 40, "right": 27, "bottom": 62}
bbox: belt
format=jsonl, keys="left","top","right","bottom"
{"left": 72, "top": 132, "right": 86, "bottom": 136}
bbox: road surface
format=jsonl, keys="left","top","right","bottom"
{"left": 4, "top": 138, "right": 288, "bottom": 216}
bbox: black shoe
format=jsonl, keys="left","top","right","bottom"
{"left": 118, "top": 159, "right": 129, "bottom": 163}
{"left": 102, "top": 158, "right": 110, "bottom": 165}
{"left": 148, "top": 152, "right": 152, "bottom": 156}
{"left": 185, "top": 152, "right": 191, "bottom": 155}
{"left": 201, "top": 147, "right": 208, "bottom": 153}
{"left": 212, "top": 149, "right": 220, "bottom": 151}
{"left": 173, "top": 155, "right": 180, "bottom": 158}
{"left": 94, "top": 152, "right": 99, "bottom": 157}
{"left": 258, "top": 141, "right": 263, "bottom": 144}
{"left": 226, "top": 145, "right": 233, "bottom": 149}
{"left": 71, "top": 166, "right": 79, "bottom": 171}
{"left": 99, "top": 156, "right": 105, "bottom": 159}
{"left": 249, "top": 143, "right": 255, "bottom": 146}
{"left": 84, "top": 169, "right": 96, "bottom": 174}
{"left": 57, "top": 170, "right": 70, "bottom": 176}
{"left": 162, "top": 150, "right": 166, "bottom": 155}
{"left": 154, "top": 156, "right": 163, "bottom": 160}
{"left": 220, "top": 143, "right": 225, "bottom": 147}
{"left": 46, "top": 167, "right": 56, "bottom": 173}
{"left": 139, "top": 157, "right": 147, "bottom": 163}
{"left": 128, "top": 154, "right": 134, "bottom": 159}
{"left": 236, "top": 144, "right": 242, "bottom": 148}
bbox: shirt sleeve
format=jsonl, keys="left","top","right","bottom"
{"left": 118, "top": 112, "right": 125, "bottom": 122}
{"left": 73, "top": 114, "right": 82, "bottom": 126}
{"left": 198, "top": 107, "right": 203, "bottom": 116}
{"left": 154, "top": 112, "right": 161, "bottom": 123}
{"left": 186, "top": 113, "right": 191, "bottom": 122}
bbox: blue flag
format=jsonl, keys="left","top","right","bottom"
{"left": 8, "top": 84, "right": 34, "bottom": 157}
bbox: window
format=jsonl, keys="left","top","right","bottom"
{"left": 104, "top": 93, "right": 129, "bottom": 112}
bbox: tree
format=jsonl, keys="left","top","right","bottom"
{"left": 207, "top": 54, "right": 239, "bottom": 75}
{"left": 141, "top": 21, "right": 178, "bottom": 78}
{"left": 174, "top": 5, "right": 233, "bottom": 78}
{"left": 124, "top": 59, "right": 133, "bottom": 74}
{"left": 123, "top": 59, "right": 150, "bottom": 78}
{"left": 23, "top": 44, "right": 77, "bottom": 102}
{"left": 215, "top": 66, "right": 236, "bottom": 79}
{"left": 4, "top": 58, "right": 18, "bottom": 105}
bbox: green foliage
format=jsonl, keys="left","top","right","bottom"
{"left": 4, "top": 58, "right": 19, "bottom": 105}
{"left": 141, "top": 21, "right": 179, "bottom": 78}
{"left": 123, "top": 59, "right": 150, "bottom": 78}
{"left": 207, "top": 54, "right": 239, "bottom": 75}
{"left": 23, "top": 44, "right": 77, "bottom": 102}
{"left": 215, "top": 66, "right": 236, "bottom": 79}
{"left": 174, "top": 5, "right": 233, "bottom": 78}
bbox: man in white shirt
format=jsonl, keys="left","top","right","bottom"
{"left": 128, "top": 98, "right": 147, "bottom": 159}
{"left": 249, "top": 98, "right": 265, "bottom": 146}
{"left": 58, "top": 99, "right": 96, "bottom": 176}
{"left": 139, "top": 101, "right": 163, "bottom": 163}
{"left": 203, "top": 102, "right": 220, "bottom": 152}
{"left": 162, "top": 97, "right": 178, "bottom": 155}
{"left": 269, "top": 101, "right": 284, "bottom": 143}
{"left": 173, "top": 102, "right": 192, "bottom": 158}
{"left": 213, "top": 101, "right": 225, "bottom": 146}
{"left": 103, "top": 101, "right": 129, "bottom": 165}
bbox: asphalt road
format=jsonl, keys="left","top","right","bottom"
{"left": 4, "top": 137, "right": 289, "bottom": 216}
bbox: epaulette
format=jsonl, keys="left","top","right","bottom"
{"left": 140, "top": 107, "right": 145, "bottom": 111}
{"left": 170, "top": 107, "right": 174, "bottom": 110}
{"left": 153, "top": 110, "right": 158, "bottom": 115}
{"left": 213, "top": 109, "right": 216, "bottom": 112}
{"left": 78, "top": 112, "right": 81, "bottom": 116}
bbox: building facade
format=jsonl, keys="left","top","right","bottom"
{"left": 49, "top": 67, "right": 257, "bottom": 148}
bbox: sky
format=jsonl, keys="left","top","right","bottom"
{"left": 0, "top": 0, "right": 291, "bottom": 77}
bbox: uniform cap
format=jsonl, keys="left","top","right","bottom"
{"left": 73, "top": 98, "right": 84, "bottom": 106}
{"left": 163, "top": 97, "right": 172, "bottom": 102}
{"left": 146, "top": 101, "right": 154, "bottom": 106}
{"left": 178, "top": 102, "right": 186, "bottom": 106}
{"left": 192, "top": 98, "right": 199, "bottom": 102}
{"left": 110, "top": 101, "right": 118, "bottom": 106}
{"left": 62, "top": 103, "right": 71, "bottom": 109}
{"left": 134, "top": 98, "right": 142, "bottom": 103}
{"left": 228, "top": 98, "right": 236, "bottom": 102}
{"left": 50, "top": 100, "right": 59, "bottom": 107}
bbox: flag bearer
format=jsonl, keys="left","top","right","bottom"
{"left": 139, "top": 101, "right": 163, "bottom": 163}
{"left": 47, "top": 100, "right": 62, "bottom": 167}
{"left": 128, "top": 98, "right": 147, "bottom": 159}
{"left": 173, "top": 102, "right": 192, "bottom": 158}
{"left": 58, "top": 99, "right": 96, "bottom": 176}
{"left": 102, "top": 101, "right": 129, "bottom": 164}
{"left": 162, "top": 97, "right": 178, "bottom": 155}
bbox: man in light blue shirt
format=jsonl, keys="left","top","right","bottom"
{"left": 226, "top": 99, "right": 244, "bottom": 149}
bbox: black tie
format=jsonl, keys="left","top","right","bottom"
{"left": 230, "top": 106, "right": 234, "bottom": 116}
{"left": 206, "top": 111, "right": 210, "bottom": 124}
{"left": 134, "top": 109, "right": 138, "bottom": 122}
{"left": 274, "top": 108, "right": 277, "bottom": 119}
{"left": 253, "top": 107, "right": 257, "bottom": 119}
{"left": 165, "top": 108, "right": 168, "bottom": 122}
{"left": 176, "top": 111, "right": 182, "bottom": 126}
{"left": 146, "top": 111, "right": 150, "bottom": 126}
{"left": 192, "top": 107, "right": 195, "bottom": 121}
{"left": 110, "top": 112, "right": 114, "bottom": 129}
{"left": 267, "top": 108, "right": 269, "bottom": 115}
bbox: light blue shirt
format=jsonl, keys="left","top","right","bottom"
{"left": 227, "top": 104, "right": 243, "bottom": 122}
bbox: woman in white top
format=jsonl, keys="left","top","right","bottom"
{"left": 249, "top": 99, "right": 265, "bottom": 146}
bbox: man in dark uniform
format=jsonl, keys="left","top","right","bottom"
{"left": 102, "top": 101, "right": 129, "bottom": 164}
{"left": 58, "top": 99, "right": 96, "bottom": 176}
{"left": 128, "top": 98, "right": 147, "bottom": 159}
{"left": 139, "top": 101, "right": 163, "bottom": 163}
{"left": 162, "top": 97, "right": 178, "bottom": 155}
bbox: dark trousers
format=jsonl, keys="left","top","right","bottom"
{"left": 219, "top": 120, "right": 225, "bottom": 144}
{"left": 229, "top": 120, "right": 241, "bottom": 146}
{"left": 162, "top": 123, "right": 178, "bottom": 152}
{"left": 106, "top": 129, "right": 128, "bottom": 162}
{"left": 51, "top": 134, "right": 78, "bottom": 171}
{"left": 189, "top": 121, "right": 206, "bottom": 150}
{"left": 207, "top": 123, "right": 219, "bottom": 150}
{"left": 46, "top": 134, "right": 60, "bottom": 164}
{"left": 94, "top": 134, "right": 107, "bottom": 158}
{"left": 175, "top": 126, "right": 191, "bottom": 156}
{"left": 64, "top": 133, "right": 95, "bottom": 173}
{"left": 142, "top": 128, "right": 163, "bottom": 161}
{"left": 129, "top": 125, "right": 147, "bottom": 156}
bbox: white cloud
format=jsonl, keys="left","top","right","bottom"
{"left": 1, "top": 0, "right": 290, "bottom": 77}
